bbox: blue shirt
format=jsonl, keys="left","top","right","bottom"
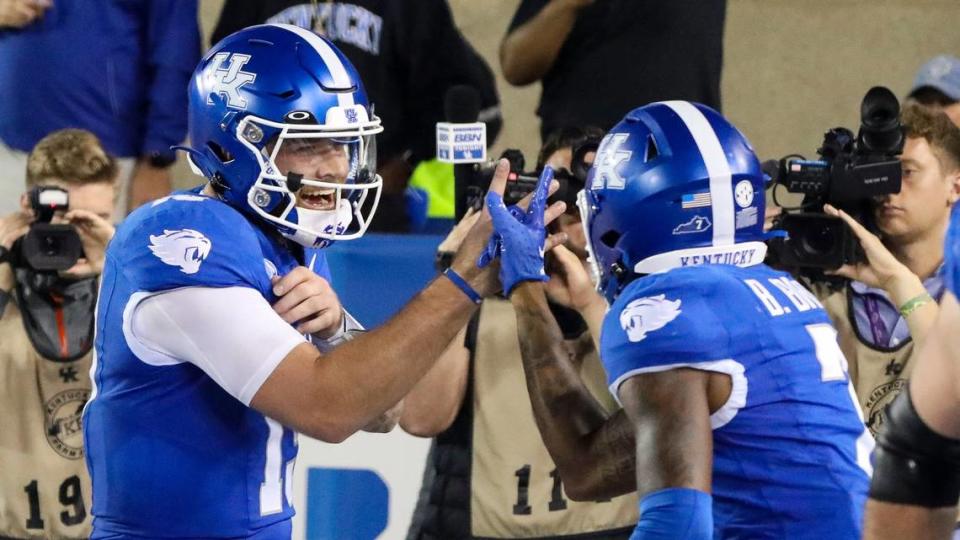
{"left": 0, "top": 0, "right": 200, "bottom": 158}
{"left": 83, "top": 193, "right": 329, "bottom": 538}
{"left": 602, "top": 263, "right": 871, "bottom": 539}
{"left": 947, "top": 205, "right": 960, "bottom": 296}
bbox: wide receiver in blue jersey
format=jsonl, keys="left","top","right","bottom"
{"left": 81, "top": 25, "right": 554, "bottom": 539}
{"left": 864, "top": 203, "right": 960, "bottom": 540}
{"left": 482, "top": 102, "right": 873, "bottom": 538}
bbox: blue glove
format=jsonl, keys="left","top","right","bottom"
{"left": 477, "top": 166, "right": 553, "bottom": 296}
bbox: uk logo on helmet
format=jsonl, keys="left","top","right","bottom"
{"left": 206, "top": 52, "right": 257, "bottom": 109}
{"left": 591, "top": 133, "right": 632, "bottom": 190}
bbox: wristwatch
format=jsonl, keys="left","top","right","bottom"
{"left": 147, "top": 150, "right": 177, "bottom": 169}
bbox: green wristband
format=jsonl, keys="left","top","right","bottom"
{"left": 898, "top": 293, "right": 933, "bottom": 318}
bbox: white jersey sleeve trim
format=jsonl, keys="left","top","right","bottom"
{"left": 609, "top": 359, "right": 748, "bottom": 430}
{"left": 123, "top": 286, "right": 307, "bottom": 405}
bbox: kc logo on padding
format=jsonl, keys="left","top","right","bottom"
{"left": 207, "top": 52, "right": 257, "bottom": 109}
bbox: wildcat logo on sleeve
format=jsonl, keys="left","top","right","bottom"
{"left": 149, "top": 229, "right": 212, "bottom": 275}
{"left": 619, "top": 294, "right": 682, "bottom": 342}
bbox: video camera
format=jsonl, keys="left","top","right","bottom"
{"left": 460, "top": 139, "right": 599, "bottom": 216}
{"left": 767, "top": 86, "right": 905, "bottom": 272}
{"left": 9, "top": 186, "right": 84, "bottom": 272}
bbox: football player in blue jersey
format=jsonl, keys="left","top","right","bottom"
{"left": 864, "top": 205, "right": 960, "bottom": 539}
{"left": 81, "top": 24, "right": 563, "bottom": 539}
{"left": 482, "top": 102, "right": 874, "bottom": 539}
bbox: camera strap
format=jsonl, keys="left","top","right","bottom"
{"left": 14, "top": 269, "right": 96, "bottom": 362}
{"left": 862, "top": 295, "right": 892, "bottom": 347}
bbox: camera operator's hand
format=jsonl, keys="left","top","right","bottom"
{"left": 438, "top": 207, "right": 480, "bottom": 254}
{"left": 545, "top": 243, "right": 600, "bottom": 312}
{"left": 63, "top": 209, "right": 115, "bottom": 278}
{"left": 764, "top": 203, "right": 782, "bottom": 232}
{"left": 0, "top": 211, "right": 31, "bottom": 251}
{"left": 824, "top": 204, "right": 924, "bottom": 303}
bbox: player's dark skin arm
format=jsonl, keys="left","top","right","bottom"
{"left": 512, "top": 281, "right": 722, "bottom": 500}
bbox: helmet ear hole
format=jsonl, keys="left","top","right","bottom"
{"left": 600, "top": 230, "right": 621, "bottom": 248}
{"left": 644, "top": 134, "right": 659, "bottom": 162}
{"left": 208, "top": 142, "right": 234, "bottom": 164}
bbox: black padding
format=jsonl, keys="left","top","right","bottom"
{"left": 870, "top": 386, "right": 960, "bottom": 507}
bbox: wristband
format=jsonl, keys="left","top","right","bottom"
{"left": 443, "top": 268, "right": 482, "bottom": 305}
{"left": 898, "top": 292, "right": 933, "bottom": 318}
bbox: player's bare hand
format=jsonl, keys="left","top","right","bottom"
{"left": 272, "top": 266, "right": 344, "bottom": 338}
{"left": 823, "top": 204, "right": 919, "bottom": 295}
{"left": 545, "top": 243, "right": 602, "bottom": 311}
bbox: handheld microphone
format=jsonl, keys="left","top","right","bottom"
{"left": 439, "top": 85, "right": 487, "bottom": 221}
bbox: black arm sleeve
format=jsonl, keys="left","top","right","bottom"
{"left": 870, "top": 386, "right": 960, "bottom": 507}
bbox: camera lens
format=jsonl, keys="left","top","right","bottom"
{"left": 859, "top": 86, "right": 904, "bottom": 154}
{"left": 800, "top": 225, "right": 837, "bottom": 256}
{"left": 42, "top": 235, "right": 61, "bottom": 256}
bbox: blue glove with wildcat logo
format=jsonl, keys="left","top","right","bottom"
{"left": 477, "top": 166, "right": 553, "bottom": 296}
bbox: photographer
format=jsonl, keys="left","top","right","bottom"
{"left": 401, "top": 127, "right": 639, "bottom": 540}
{"left": 0, "top": 129, "right": 116, "bottom": 538}
{"left": 811, "top": 104, "right": 960, "bottom": 436}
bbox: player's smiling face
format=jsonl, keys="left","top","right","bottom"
{"left": 270, "top": 138, "right": 351, "bottom": 211}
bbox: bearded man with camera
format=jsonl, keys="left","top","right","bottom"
{"left": 0, "top": 128, "right": 116, "bottom": 539}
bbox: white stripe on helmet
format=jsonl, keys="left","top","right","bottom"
{"left": 662, "top": 101, "right": 734, "bottom": 246}
{"left": 272, "top": 23, "right": 356, "bottom": 108}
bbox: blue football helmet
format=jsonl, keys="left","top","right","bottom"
{"left": 185, "top": 24, "right": 383, "bottom": 248}
{"left": 578, "top": 101, "right": 769, "bottom": 302}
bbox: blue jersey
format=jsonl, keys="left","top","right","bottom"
{"left": 83, "top": 193, "right": 330, "bottom": 538}
{"left": 601, "top": 264, "right": 872, "bottom": 539}
{"left": 947, "top": 204, "right": 960, "bottom": 295}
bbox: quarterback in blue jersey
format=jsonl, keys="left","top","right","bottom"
{"left": 485, "top": 102, "right": 873, "bottom": 539}
{"left": 82, "top": 24, "right": 519, "bottom": 539}
{"left": 864, "top": 203, "right": 960, "bottom": 540}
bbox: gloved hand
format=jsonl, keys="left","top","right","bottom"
{"left": 477, "top": 166, "right": 553, "bottom": 296}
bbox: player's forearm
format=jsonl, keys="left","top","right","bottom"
{"left": 512, "top": 282, "right": 637, "bottom": 500}
{"left": 500, "top": 1, "right": 579, "bottom": 85}
{"left": 317, "top": 276, "right": 478, "bottom": 437}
